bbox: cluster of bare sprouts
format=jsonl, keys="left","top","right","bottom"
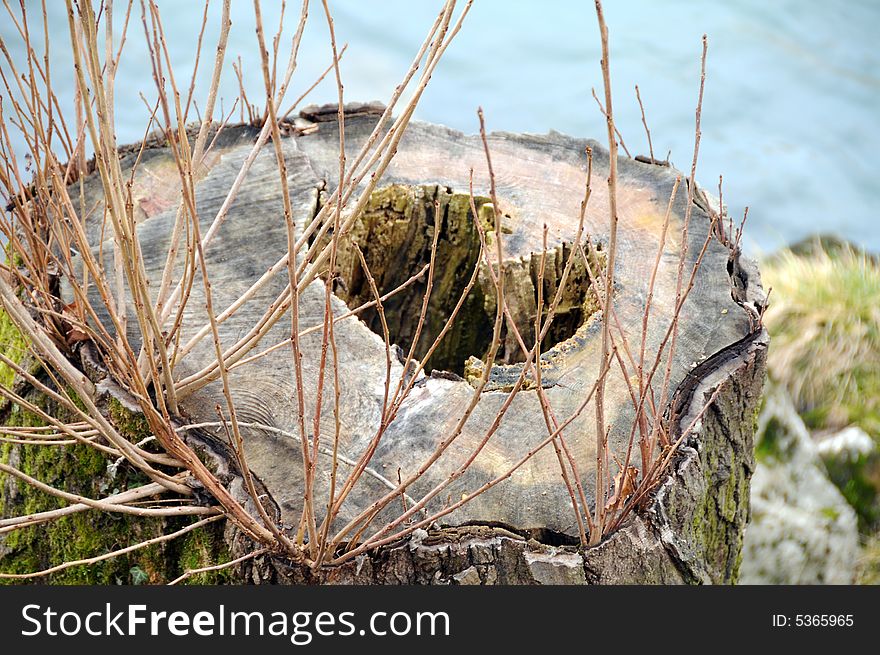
{"left": 0, "top": 0, "right": 735, "bottom": 581}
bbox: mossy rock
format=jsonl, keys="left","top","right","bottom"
{"left": 740, "top": 384, "right": 859, "bottom": 584}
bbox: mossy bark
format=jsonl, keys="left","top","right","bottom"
{"left": 0, "top": 310, "right": 231, "bottom": 584}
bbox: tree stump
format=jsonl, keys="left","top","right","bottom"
{"left": 5, "top": 102, "right": 768, "bottom": 584}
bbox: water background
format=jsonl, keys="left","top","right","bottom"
{"left": 4, "top": 0, "right": 879, "bottom": 254}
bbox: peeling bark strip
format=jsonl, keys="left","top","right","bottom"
{"left": 49, "top": 103, "right": 765, "bottom": 583}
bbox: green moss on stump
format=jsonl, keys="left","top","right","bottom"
{"left": 107, "top": 397, "right": 153, "bottom": 442}
{"left": 689, "top": 436, "right": 750, "bottom": 584}
{"left": 679, "top": 374, "right": 763, "bottom": 585}
{"left": 0, "top": 397, "right": 234, "bottom": 584}
{"left": 0, "top": 312, "right": 233, "bottom": 584}
{"left": 0, "top": 308, "right": 30, "bottom": 393}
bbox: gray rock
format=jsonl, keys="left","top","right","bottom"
{"left": 740, "top": 384, "right": 859, "bottom": 584}
{"left": 815, "top": 425, "right": 876, "bottom": 462}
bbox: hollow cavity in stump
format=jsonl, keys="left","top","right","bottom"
{"left": 317, "top": 184, "right": 605, "bottom": 379}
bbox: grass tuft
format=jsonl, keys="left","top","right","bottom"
{"left": 762, "top": 242, "right": 880, "bottom": 437}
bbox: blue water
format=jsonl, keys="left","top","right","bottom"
{"left": 4, "top": 0, "right": 879, "bottom": 253}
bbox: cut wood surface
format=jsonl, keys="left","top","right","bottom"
{"left": 67, "top": 102, "right": 764, "bottom": 547}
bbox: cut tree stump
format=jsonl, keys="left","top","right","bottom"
{"left": 7, "top": 102, "right": 768, "bottom": 584}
